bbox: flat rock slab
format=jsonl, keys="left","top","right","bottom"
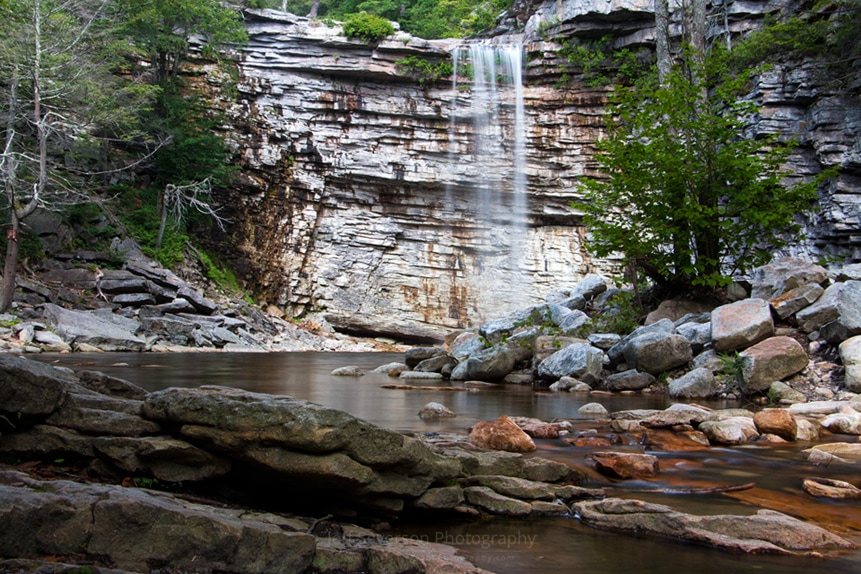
{"left": 0, "top": 471, "right": 316, "bottom": 574}
{"left": 573, "top": 498, "right": 852, "bottom": 555}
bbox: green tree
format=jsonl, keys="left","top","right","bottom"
{"left": 118, "top": 0, "right": 247, "bottom": 85}
{"left": 577, "top": 54, "right": 826, "bottom": 293}
{"left": 116, "top": 0, "right": 246, "bottom": 264}
{"left": 0, "top": 0, "right": 154, "bottom": 311}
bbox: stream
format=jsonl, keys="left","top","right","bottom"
{"left": 36, "top": 352, "right": 861, "bottom": 574}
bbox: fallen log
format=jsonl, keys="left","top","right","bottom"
{"left": 381, "top": 384, "right": 477, "bottom": 392}
{"left": 628, "top": 482, "right": 756, "bottom": 495}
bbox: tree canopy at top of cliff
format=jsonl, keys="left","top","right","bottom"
{"left": 242, "top": 0, "right": 511, "bottom": 39}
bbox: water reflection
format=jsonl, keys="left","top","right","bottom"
{"left": 38, "top": 352, "right": 679, "bottom": 433}
{"left": 35, "top": 352, "right": 861, "bottom": 574}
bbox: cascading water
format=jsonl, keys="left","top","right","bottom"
{"left": 448, "top": 43, "right": 530, "bottom": 318}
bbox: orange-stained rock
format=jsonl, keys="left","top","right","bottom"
{"left": 753, "top": 408, "right": 798, "bottom": 441}
{"left": 468, "top": 415, "right": 536, "bottom": 453}
{"left": 588, "top": 452, "right": 660, "bottom": 479}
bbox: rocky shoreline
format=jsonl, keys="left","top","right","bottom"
{"left": 1, "top": 237, "right": 403, "bottom": 355}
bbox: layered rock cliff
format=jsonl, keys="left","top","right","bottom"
{"left": 201, "top": 1, "right": 860, "bottom": 341}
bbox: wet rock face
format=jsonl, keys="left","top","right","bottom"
{"left": 207, "top": 5, "right": 860, "bottom": 340}
{"left": 212, "top": 10, "right": 617, "bottom": 338}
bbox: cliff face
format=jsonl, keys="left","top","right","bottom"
{"left": 206, "top": 2, "right": 860, "bottom": 341}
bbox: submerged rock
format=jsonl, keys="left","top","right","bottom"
{"left": 588, "top": 452, "right": 660, "bottom": 479}
{"left": 573, "top": 498, "right": 852, "bottom": 555}
{"left": 803, "top": 477, "right": 861, "bottom": 499}
{"left": 418, "top": 402, "right": 456, "bottom": 420}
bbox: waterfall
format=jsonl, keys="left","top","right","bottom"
{"left": 448, "top": 43, "right": 530, "bottom": 317}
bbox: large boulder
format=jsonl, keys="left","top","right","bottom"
{"left": 674, "top": 313, "right": 713, "bottom": 350}
{"left": 573, "top": 498, "right": 851, "bottom": 555}
{"left": 796, "top": 281, "right": 861, "bottom": 339}
{"left": 645, "top": 299, "right": 713, "bottom": 325}
{"left": 753, "top": 409, "right": 798, "bottom": 441}
{"left": 711, "top": 298, "right": 774, "bottom": 353}
{"left": 450, "top": 345, "right": 516, "bottom": 381}
{"left": 668, "top": 367, "right": 718, "bottom": 398}
{"left": 467, "top": 415, "right": 536, "bottom": 453}
{"left": 0, "top": 355, "right": 76, "bottom": 420}
{"left": 739, "top": 336, "right": 810, "bottom": 392}
{"left": 839, "top": 335, "right": 861, "bottom": 392}
{"left": 749, "top": 258, "right": 828, "bottom": 301}
{"left": 603, "top": 369, "right": 656, "bottom": 392}
{"left": 818, "top": 281, "right": 861, "bottom": 342}
{"left": 448, "top": 332, "right": 485, "bottom": 360}
{"left": 536, "top": 341, "right": 604, "bottom": 384}
{"left": 607, "top": 318, "right": 675, "bottom": 365}
{"left": 769, "top": 283, "right": 825, "bottom": 320}
{"left": 142, "top": 386, "right": 460, "bottom": 498}
{"left": 569, "top": 274, "right": 608, "bottom": 300}
{"left": 699, "top": 417, "right": 759, "bottom": 445}
{"left": 40, "top": 303, "right": 146, "bottom": 351}
{"left": 405, "top": 347, "right": 445, "bottom": 368}
{"left": 623, "top": 332, "right": 692, "bottom": 375}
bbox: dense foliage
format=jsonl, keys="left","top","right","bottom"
{"left": 117, "top": 0, "right": 247, "bottom": 84}
{"left": 572, "top": 0, "right": 861, "bottom": 294}
{"left": 577, "top": 56, "right": 825, "bottom": 292}
{"left": 341, "top": 11, "right": 394, "bottom": 42}
{"left": 242, "top": 0, "right": 511, "bottom": 39}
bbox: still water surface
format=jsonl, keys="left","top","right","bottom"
{"left": 37, "top": 352, "right": 861, "bottom": 574}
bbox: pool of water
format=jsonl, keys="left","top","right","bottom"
{"left": 35, "top": 352, "right": 861, "bottom": 574}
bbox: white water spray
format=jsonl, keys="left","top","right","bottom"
{"left": 448, "top": 43, "right": 530, "bottom": 316}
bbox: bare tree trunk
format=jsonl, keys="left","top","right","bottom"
{"left": 156, "top": 187, "right": 169, "bottom": 249}
{"left": 281, "top": 0, "right": 287, "bottom": 12}
{"left": 308, "top": 0, "right": 320, "bottom": 18}
{"left": 0, "top": 217, "right": 20, "bottom": 312}
{"left": 655, "top": 0, "right": 671, "bottom": 83}
{"left": 690, "top": 0, "right": 707, "bottom": 67}
{"left": 1, "top": 1, "right": 43, "bottom": 311}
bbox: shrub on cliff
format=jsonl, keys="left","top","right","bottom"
{"left": 342, "top": 12, "right": 394, "bottom": 43}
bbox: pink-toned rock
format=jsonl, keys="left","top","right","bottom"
{"left": 753, "top": 408, "right": 798, "bottom": 441}
{"left": 588, "top": 452, "right": 660, "bottom": 479}
{"left": 711, "top": 298, "right": 774, "bottom": 353}
{"left": 739, "top": 336, "right": 809, "bottom": 392}
{"left": 468, "top": 415, "right": 536, "bottom": 453}
{"left": 645, "top": 299, "right": 713, "bottom": 324}
{"left": 509, "top": 416, "right": 570, "bottom": 439}
{"left": 803, "top": 477, "right": 861, "bottom": 499}
{"left": 564, "top": 436, "right": 617, "bottom": 448}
